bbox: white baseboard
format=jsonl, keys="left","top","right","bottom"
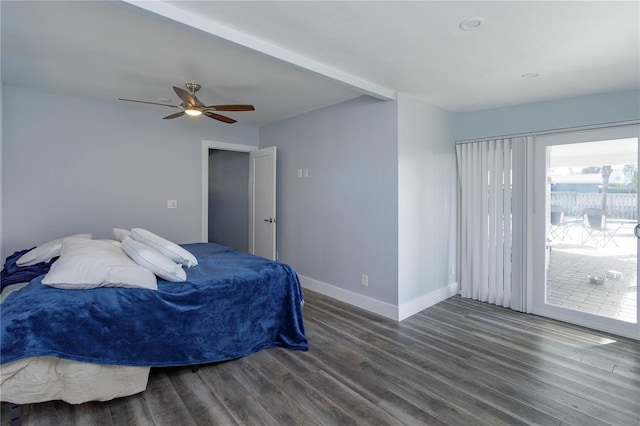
{"left": 398, "top": 281, "right": 459, "bottom": 321}
{"left": 299, "top": 275, "right": 398, "bottom": 320}
{"left": 299, "top": 275, "right": 459, "bottom": 322}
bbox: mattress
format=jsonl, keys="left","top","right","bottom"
{"left": 1, "top": 357, "right": 149, "bottom": 404}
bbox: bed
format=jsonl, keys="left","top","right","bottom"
{"left": 1, "top": 240, "right": 308, "bottom": 404}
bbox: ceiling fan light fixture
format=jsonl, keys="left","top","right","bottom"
{"left": 119, "top": 83, "right": 253, "bottom": 124}
{"left": 185, "top": 108, "right": 202, "bottom": 117}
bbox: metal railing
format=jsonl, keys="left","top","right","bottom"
{"left": 550, "top": 192, "right": 637, "bottom": 219}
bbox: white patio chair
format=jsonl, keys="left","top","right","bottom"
{"left": 549, "top": 205, "right": 570, "bottom": 241}
{"left": 581, "top": 208, "right": 618, "bottom": 248}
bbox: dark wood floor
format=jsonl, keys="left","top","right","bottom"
{"left": 2, "top": 289, "right": 639, "bottom": 425}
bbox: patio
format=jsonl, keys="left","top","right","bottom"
{"left": 546, "top": 221, "right": 637, "bottom": 323}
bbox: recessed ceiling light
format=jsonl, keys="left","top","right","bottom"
{"left": 521, "top": 73, "right": 540, "bottom": 79}
{"left": 459, "top": 17, "right": 485, "bottom": 31}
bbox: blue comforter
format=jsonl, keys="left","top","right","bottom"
{"left": 1, "top": 243, "right": 308, "bottom": 366}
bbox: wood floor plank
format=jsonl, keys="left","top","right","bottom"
{"left": 22, "top": 400, "right": 72, "bottom": 426}
{"left": 376, "top": 392, "right": 449, "bottom": 426}
{"left": 4, "top": 291, "right": 639, "bottom": 426}
{"left": 420, "top": 306, "right": 640, "bottom": 410}
{"left": 463, "top": 308, "right": 639, "bottom": 370}
{"left": 165, "top": 367, "right": 239, "bottom": 426}
{"left": 216, "top": 357, "right": 323, "bottom": 426}
{"left": 198, "top": 361, "right": 280, "bottom": 426}
{"left": 303, "top": 306, "right": 519, "bottom": 424}
{"left": 70, "top": 401, "right": 114, "bottom": 426}
{"left": 142, "top": 369, "right": 197, "bottom": 426}
{"left": 262, "top": 347, "right": 318, "bottom": 378}
{"left": 302, "top": 369, "right": 401, "bottom": 426}
{"left": 295, "top": 322, "right": 393, "bottom": 404}
{"left": 410, "top": 303, "right": 638, "bottom": 392}
{"left": 106, "top": 392, "right": 153, "bottom": 426}
{"left": 305, "top": 303, "right": 559, "bottom": 426}
{"left": 259, "top": 351, "right": 360, "bottom": 425}
{"left": 393, "top": 327, "right": 623, "bottom": 425}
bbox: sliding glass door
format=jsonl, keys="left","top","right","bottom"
{"left": 533, "top": 125, "right": 639, "bottom": 339}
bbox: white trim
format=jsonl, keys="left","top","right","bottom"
{"left": 201, "top": 140, "right": 258, "bottom": 242}
{"left": 398, "top": 282, "right": 459, "bottom": 321}
{"left": 299, "top": 275, "right": 398, "bottom": 320}
{"left": 455, "top": 120, "right": 640, "bottom": 144}
{"left": 533, "top": 304, "right": 639, "bottom": 340}
{"left": 123, "top": 1, "right": 396, "bottom": 101}
{"left": 203, "top": 140, "right": 257, "bottom": 153}
{"left": 299, "top": 275, "right": 459, "bottom": 322}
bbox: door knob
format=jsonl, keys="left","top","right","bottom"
{"left": 635, "top": 224, "right": 640, "bottom": 239}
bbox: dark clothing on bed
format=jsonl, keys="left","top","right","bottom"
{"left": 0, "top": 249, "right": 54, "bottom": 290}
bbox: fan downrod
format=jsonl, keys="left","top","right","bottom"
{"left": 185, "top": 83, "right": 201, "bottom": 95}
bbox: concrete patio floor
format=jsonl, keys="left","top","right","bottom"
{"left": 546, "top": 222, "right": 637, "bottom": 323}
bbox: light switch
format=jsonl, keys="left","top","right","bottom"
{"left": 297, "top": 168, "right": 302, "bottom": 178}
{"left": 303, "top": 168, "right": 309, "bottom": 178}
{"left": 167, "top": 200, "right": 178, "bottom": 209}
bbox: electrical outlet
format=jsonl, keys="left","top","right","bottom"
{"left": 167, "top": 200, "right": 178, "bottom": 209}
{"left": 361, "top": 274, "right": 369, "bottom": 287}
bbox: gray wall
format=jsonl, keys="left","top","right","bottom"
{"left": 2, "top": 84, "right": 258, "bottom": 261}
{"left": 454, "top": 90, "right": 640, "bottom": 141}
{"left": 208, "top": 150, "right": 249, "bottom": 251}
{"left": 260, "top": 96, "right": 400, "bottom": 305}
{"left": 397, "top": 94, "right": 456, "bottom": 305}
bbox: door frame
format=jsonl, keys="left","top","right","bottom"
{"left": 531, "top": 125, "right": 639, "bottom": 340}
{"left": 201, "top": 140, "right": 258, "bottom": 243}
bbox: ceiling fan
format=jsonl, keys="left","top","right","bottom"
{"left": 118, "top": 83, "right": 254, "bottom": 124}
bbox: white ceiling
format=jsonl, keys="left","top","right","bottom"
{"left": 2, "top": 1, "right": 638, "bottom": 127}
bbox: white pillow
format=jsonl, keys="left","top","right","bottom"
{"left": 42, "top": 238, "right": 157, "bottom": 290}
{"left": 122, "top": 239, "right": 186, "bottom": 282}
{"left": 113, "top": 228, "right": 132, "bottom": 242}
{"left": 102, "top": 239, "right": 122, "bottom": 247}
{"left": 17, "top": 233, "right": 93, "bottom": 266}
{"left": 130, "top": 228, "right": 198, "bottom": 267}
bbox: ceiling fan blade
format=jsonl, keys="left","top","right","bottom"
{"left": 204, "top": 104, "right": 255, "bottom": 112}
{"left": 119, "top": 98, "right": 179, "bottom": 108}
{"left": 204, "top": 111, "right": 237, "bottom": 124}
{"left": 163, "top": 111, "right": 186, "bottom": 120}
{"left": 173, "top": 86, "right": 196, "bottom": 105}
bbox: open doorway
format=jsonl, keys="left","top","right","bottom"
{"left": 201, "top": 141, "right": 278, "bottom": 260}
{"left": 208, "top": 149, "right": 249, "bottom": 252}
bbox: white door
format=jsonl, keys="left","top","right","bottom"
{"left": 249, "top": 146, "right": 277, "bottom": 260}
{"left": 533, "top": 125, "right": 639, "bottom": 339}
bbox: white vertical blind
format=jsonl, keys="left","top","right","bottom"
{"left": 456, "top": 136, "right": 532, "bottom": 311}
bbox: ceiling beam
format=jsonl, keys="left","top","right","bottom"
{"left": 122, "top": 0, "right": 396, "bottom": 101}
